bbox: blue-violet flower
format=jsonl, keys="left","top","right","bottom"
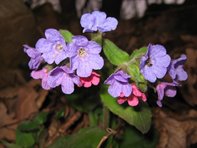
{"left": 104, "top": 70, "right": 131, "bottom": 98}
{"left": 69, "top": 35, "right": 104, "bottom": 77}
{"left": 24, "top": 45, "right": 43, "bottom": 70}
{"left": 48, "top": 66, "right": 81, "bottom": 94}
{"left": 168, "top": 54, "right": 188, "bottom": 81}
{"left": 35, "top": 28, "right": 69, "bottom": 64}
{"left": 80, "top": 11, "right": 118, "bottom": 33}
{"left": 140, "top": 44, "right": 171, "bottom": 83}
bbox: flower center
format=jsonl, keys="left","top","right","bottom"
{"left": 55, "top": 43, "right": 63, "bottom": 51}
{"left": 78, "top": 48, "right": 87, "bottom": 57}
{"left": 146, "top": 58, "right": 152, "bottom": 67}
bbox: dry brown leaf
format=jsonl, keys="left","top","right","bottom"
{"left": 0, "top": 79, "right": 49, "bottom": 143}
{"left": 15, "top": 86, "right": 38, "bottom": 120}
{"left": 180, "top": 48, "right": 197, "bottom": 106}
{"left": 154, "top": 108, "right": 197, "bottom": 148}
{"left": 0, "top": 103, "right": 16, "bottom": 127}
{"left": 0, "top": 126, "right": 16, "bottom": 141}
{"left": 16, "top": 80, "right": 49, "bottom": 120}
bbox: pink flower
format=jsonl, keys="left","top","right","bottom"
{"left": 117, "top": 84, "right": 147, "bottom": 106}
{"left": 80, "top": 72, "right": 100, "bottom": 88}
{"left": 31, "top": 68, "right": 50, "bottom": 90}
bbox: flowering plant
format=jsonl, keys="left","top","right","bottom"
{"left": 24, "top": 11, "right": 187, "bottom": 147}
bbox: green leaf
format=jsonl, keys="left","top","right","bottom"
{"left": 130, "top": 47, "right": 147, "bottom": 59}
{"left": 120, "top": 126, "right": 158, "bottom": 148}
{"left": 16, "top": 130, "right": 35, "bottom": 147}
{"left": 103, "top": 39, "right": 130, "bottom": 66}
{"left": 127, "top": 64, "right": 147, "bottom": 92}
{"left": 33, "top": 112, "right": 48, "bottom": 125}
{"left": 18, "top": 121, "right": 40, "bottom": 132}
{"left": 55, "top": 108, "right": 65, "bottom": 119}
{"left": 100, "top": 87, "right": 152, "bottom": 134}
{"left": 48, "top": 127, "right": 106, "bottom": 148}
{"left": 59, "top": 29, "right": 73, "bottom": 43}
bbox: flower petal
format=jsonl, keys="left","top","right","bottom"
{"left": 141, "top": 66, "right": 156, "bottom": 83}
{"left": 86, "top": 41, "right": 102, "bottom": 54}
{"left": 88, "top": 55, "right": 104, "bottom": 70}
{"left": 98, "top": 17, "right": 118, "bottom": 32}
{"left": 149, "top": 44, "right": 167, "bottom": 58}
{"left": 165, "top": 86, "right": 177, "bottom": 97}
{"left": 77, "top": 60, "right": 92, "bottom": 77}
{"left": 45, "top": 28, "right": 63, "bottom": 41}
{"left": 152, "top": 65, "right": 167, "bottom": 79}
{"left": 72, "top": 35, "right": 88, "bottom": 47}
{"left": 117, "top": 97, "right": 127, "bottom": 104}
{"left": 35, "top": 38, "right": 53, "bottom": 53}
{"left": 80, "top": 13, "right": 95, "bottom": 32}
{"left": 92, "top": 11, "right": 106, "bottom": 26}
{"left": 121, "top": 84, "right": 132, "bottom": 97}
{"left": 108, "top": 81, "right": 122, "bottom": 97}
{"left": 128, "top": 96, "right": 139, "bottom": 106}
{"left": 61, "top": 76, "right": 74, "bottom": 94}
{"left": 48, "top": 68, "right": 64, "bottom": 88}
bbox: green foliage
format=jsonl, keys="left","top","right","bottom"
{"left": 103, "top": 39, "right": 130, "bottom": 66}
{"left": 13, "top": 112, "right": 48, "bottom": 148}
{"left": 100, "top": 86, "right": 152, "bottom": 134}
{"left": 127, "top": 47, "right": 148, "bottom": 92}
{"left": 59, "top": 29, "right": 73, "bottom": 43}
{"left": 34, "top": 112, "right": 48, "bottom": 125}
{"left": 120, "top": 126, "right": 158, "bottom": 148}
{"left": 16, "top": 130, "right": 35, "bottom": 148}
{"left": 48, "top": 127, "right": 106, "bottom": 148}
{"left": 130, "top": 47, "right": 147, "bottom": 60}
{"left": 127, "top": 64, "right": 147, "bottom": 92}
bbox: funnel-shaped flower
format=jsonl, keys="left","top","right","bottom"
{"left": 105, "top": 70, "right": 131, "bottom": 98}
{"left": 69, "top": 35, "right": 104, "bottom": 77}
{"left": 140, "top": 44, "right": 171, "bottom": 83}
{"left": 48, "top": 66, "right": 81, "bottom": 94}
{"left": 35, "top": 28, "right": 69, "bottom": 64}
{"left": 80, "top": 11, "right": 118, "bottom": 33}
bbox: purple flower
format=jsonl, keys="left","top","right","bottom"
{"left": 23, "top": 45, "right": 43, "bottom": 70}
{"left": 69, "top": 35, "right": 104, "bottom": 77}
{"left": 140, "top": 44, "right": 171, "bottom": 83}
{"left": 31, "top": 68, "right": 50, "bottom": 90}
{"left": 48, "top": 66, "right": 81, "bottom": 94}
{"left": 156, "top": 82, "right": 178, "bottom": 107}
{"left": 80, "top": 11, "right": 118, "bottom": 33}
{"left": 104, "top": 70, "right": 131, "bottom": 98}
{"left": 35, "top": 28, "right": 69, "bottom": 64}
{"left": 168, "top": 54, "right": 188, "bottom": 81}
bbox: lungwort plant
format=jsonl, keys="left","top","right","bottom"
{"left": 22, "top": 11, "right": 188, "bottom": 148}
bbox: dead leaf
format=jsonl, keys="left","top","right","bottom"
{"left": 154, "top": 108, "right": 197, "bottom": 148}
{"left": 181, "top": 48, "right": 197, "bottom": 106}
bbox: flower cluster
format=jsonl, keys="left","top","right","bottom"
{"left": 25, "top": 10, "right": 188, "bottom": 108}
{"left": 24, "top": 11, "right": 118, "bottom": 94}
{"left": 105, "top": 44, "right": 188, "bottom": 107}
